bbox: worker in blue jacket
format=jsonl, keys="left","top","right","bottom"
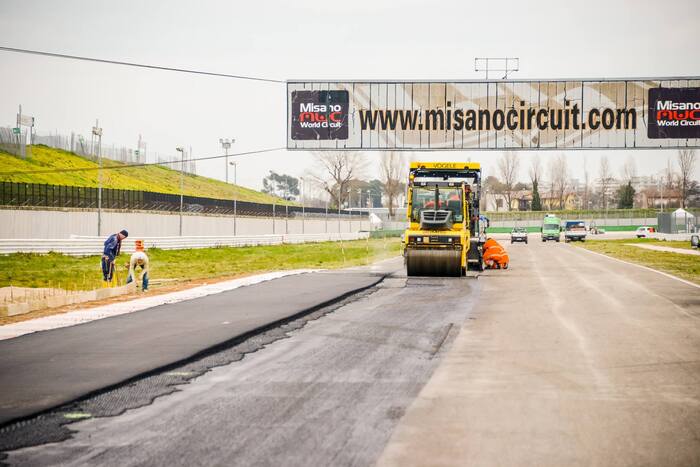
{"left": 102, "top": 229, "right": 128, "bottom": 285}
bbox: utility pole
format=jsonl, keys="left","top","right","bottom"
{"left": 230, "top": 161, "right": 238, "bottom": 235}
{"left": 300, "top": 176, "right": 305, "bottom": 234}
{"left": 219, "top": 138, "right": 235, "bottom": 183}
{"left": 337, "top": 185, "right": 341, "bottom": 234}
{"left": 176, "top": 147, "right": 185, "bottom": 236}
{"left": 92, "top": 120, "right": 103, "bottom": 236}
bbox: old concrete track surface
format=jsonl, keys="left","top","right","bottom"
{"left": 5, "top": 238, "right": 700, "bottom": 466}
{"left": 379, "top": 240, "right": 700, "bottom": 467}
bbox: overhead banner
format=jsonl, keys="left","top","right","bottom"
{"left": 286, "top": 78, "right": 700, "bottom": 150}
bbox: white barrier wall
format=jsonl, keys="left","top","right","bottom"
{"left": 0, "top": 208, "right": 371, "bottom": 239}
{"left": 490, "top": 218, "right": 657, "bottom": 228}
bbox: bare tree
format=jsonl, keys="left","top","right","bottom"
{"left": 620, "top": 156, "right": 637, "bottom": 184}
{"left": 497, "top": 152, "right": 520, "bottom": 211}
{"left": 677, "top": 149, "right": 697, "bottom": 208}
{"left": 549, "top": 154, "right": 569, "bottom": 209}
{"left": 309, "top": 151, "right": 365, "bottom": 208}
{"left": 528, "top": 154, "right": 542, "bottom": 184}
{"left": 598, "top": 156, "right": 614, "bottom": 211}
{"left": 379, "top": 151, "right": 405, "bottom": 218}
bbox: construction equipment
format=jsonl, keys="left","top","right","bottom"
{"left": 404, "top": 162, "right": 484, "bottom": 276}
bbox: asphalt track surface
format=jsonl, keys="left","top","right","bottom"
{"left": 4, "top": 240, "right": 700, "bottom": 466}
{"left": 0, "top": 270, "right": 385, "bottom": 425}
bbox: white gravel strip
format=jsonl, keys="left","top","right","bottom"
{"left": 0, "top": 269, "right": 321, "bottom": 341}
{"left": 626, "top": 243, "right": 700, "bottom": 256}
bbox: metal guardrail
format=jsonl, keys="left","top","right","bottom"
{"left": 0, "top": 232, "right": 370, "bottom": 256}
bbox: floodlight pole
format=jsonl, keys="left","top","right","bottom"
{"left": 230, "top": 161, "right": 238, "bottom": 235}
{"left": 92, "top": 120, "right": 103, "bottom": 236}
{"left": 300, "top": 176, "right": 305, "bottom": 234}
{"left": 176, "top": 147, "right": 185, "bottom": 236}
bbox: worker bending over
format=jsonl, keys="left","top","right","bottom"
{"left": 102, "top": 229, "right": 128, "bottom": 285}
{"left": 127, "top": 240, "right": 150, "bottom": 291}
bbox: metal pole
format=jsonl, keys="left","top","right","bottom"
{"left": 285, "top": 203, "right": 288, "bottom": 234}
{"left": 273, "top": 202, "right": 276, "bottom": 234}
{"left": 349, "top": 190, "right": 352, "bottom": 233}
{"left": 233, "top": 161, "right": 237, "bottom": 236}
{"left": 178, "top": 147, "right": 184, "bottom": 236}
{"left": 225, "top": 145, "right": 229, "bottom": 183}
{"left": 325, "top": 201, "right": 328, "bottom": 233}
{"left": 95, "top": 119, "right": 102, "bottom": 237}
{"left": 300, "top": 177, "right": 305, "bottom": 234}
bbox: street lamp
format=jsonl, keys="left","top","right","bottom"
{"left": 299, "top": 176, "right": 305, "bottom": 234}
{"left": 229, "top": 161, "right": 237, "bottom": 235}
{"left": 92, "top": 120, "right": 103, "bottom": 236}
{"left": 219, "top": 138, "right": 235, "bottom": 183}
{"left": 176, "top": 146, "right": 185, "bottom": 236}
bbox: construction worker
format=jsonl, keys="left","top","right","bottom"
{"left": 483, "top": 238, "right": 510, "bottom": 269}
{"left": 102, "top": 229, "right": 128, "bottom": 286}
{"left": 126, "top": 240, "right": 149, "bottom": 291}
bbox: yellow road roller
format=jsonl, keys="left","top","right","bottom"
{"left": 404, "top": 162, "right": 484, "bottom": 276}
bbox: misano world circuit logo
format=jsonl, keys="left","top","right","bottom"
{"left": 648, "top": 87, "right": 700, "bottom": 139}
{"left": 291, "top": 90, "right": 349, "bottom": 140}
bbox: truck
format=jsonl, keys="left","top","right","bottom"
{"left": 564, "top": 220, "right": 587, "bottom": 242}
{"left": 541, "top": 214, "right": 561, "bottom": 242}
{"left": 404, "top": 162, "right": 483, "bottom": 276}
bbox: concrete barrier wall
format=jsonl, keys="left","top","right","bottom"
{"left": 0, "top": 208, "right": 371, "bottom": 239}
{"left": 490, "top": 217, "right": 657, "bottom": 228}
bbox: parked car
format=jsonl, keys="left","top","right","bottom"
{"left": 511, "top": 227, "right": 528, "bottom": 244}
{"left": 636, "top": 226, "right": 655, "bottom": 238}
{"left": 564, "top": 221, "right": 587, "bottom": 242}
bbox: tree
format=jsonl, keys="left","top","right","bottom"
{"left": 380, "top": 151, "right": 405, "bottom": 218}
{"left": 677, "top": 149, "right": 697, "bottom": 208}
{"left": 497, "top": 152, "right": 520, "bottom": 211}
{"left": 598, "top": 156, "right": 614, "bottom": 211}
{"left": 367, "top": 179, "right": 384, "bottom": 208}
{"left": 620, "top": 156, "right": 637, "bottom": 184}
{"left": 261, "top": 171, "right": 299, "bottom": 200}
{"left": 309, "top": 151, "right": 365, "bottom": 208}
{"left": 531, "top": 179, "right": 542, "bottom": 211}
{"left": 617, "top": 182, "right": 635, "bottom": 209}
{"left": 549, "top": 154, "right": 569, "bottom": 209}
{"left": 529, "top": 155, "right": 543, "bottom": 211}
{"left": 582, "top": 156, "right": 591, "bottom": 209}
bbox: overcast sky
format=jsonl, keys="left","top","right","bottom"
{"left": 1, "top": 0, "right": 698, "bottom": 192}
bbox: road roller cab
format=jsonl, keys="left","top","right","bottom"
{"left": 404, "top": 162, "right": 483, "bottom": 276}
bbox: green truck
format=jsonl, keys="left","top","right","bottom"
{"left": 541, "top": 214, "right": 561, "bottom": 242}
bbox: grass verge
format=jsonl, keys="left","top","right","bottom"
{"left": 0, "top": 146, "right": 294, "bottom": 205}
{"left": 0, "top": 238, "right": 401, "bottom": 291}
{"left": 575, "top": 238, "right": 699, "bottom": 285}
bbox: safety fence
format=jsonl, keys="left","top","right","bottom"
{"left": 0, "top": 232, "right": 370, "bottom": 256}
{"left": 483, "top": 208, "right": 700, "bottom": 222}
{"left": 0, "top": 181, "right": 368, "bottom": 218}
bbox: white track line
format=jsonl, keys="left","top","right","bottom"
{"left": 574, "top": 246, "right": 700, "bottom": 289}
{"left": 0, "top": 269, "right": 321, "bottom": 341}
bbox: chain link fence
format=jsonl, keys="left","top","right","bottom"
{"left": 0, "top": 127, "right": 29, "bottom": 158}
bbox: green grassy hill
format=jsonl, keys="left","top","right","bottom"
{"left": 0, "top": 145, "right": 294, "bottom": 205}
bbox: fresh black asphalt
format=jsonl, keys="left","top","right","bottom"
{"left": 0, "top": 271, "right": 385, "bottom": 426}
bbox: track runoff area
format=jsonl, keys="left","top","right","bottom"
{"left": 3, "top": 77, "right": 700, "bottom": 465}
